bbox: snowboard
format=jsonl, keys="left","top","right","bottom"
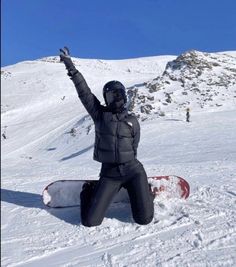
{"left": 43, "top": 176, "right": 190, "bottom": 208}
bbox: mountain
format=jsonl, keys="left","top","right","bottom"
{"left": 127, "top": 50, "right": 236, "bottom": 120}
{"left": 1, "top": 51, "right": 236, "bottom": 267}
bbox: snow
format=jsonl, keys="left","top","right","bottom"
{"left": 1, "top": 51, "right": 236, "bottom": 266}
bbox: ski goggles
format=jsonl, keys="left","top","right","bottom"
{"left": 105, "top": 89, "right": 124, "bottom": 104}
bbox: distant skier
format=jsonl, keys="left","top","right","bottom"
{"left": 2, "top": 127, "right": 7, "bottom": 140}
{"left": 59, "top": 47, "right": 154, "bottom": 227}
{"left": 186, "top": 108, "right": 190, "bottom": 122}
{"left": 2, "top": 132, "right": 7, "bottom": 140}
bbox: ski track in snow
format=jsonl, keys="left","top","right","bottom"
{"left": 1, "top": 54, "right": 236, "bottom": 267}
{"left": 2, "top": 184, "right": 236, "bottom": 267}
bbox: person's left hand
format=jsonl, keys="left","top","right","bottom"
{"left": 59, "top": 46, "right": 71, "bottom": 62}
{"left": 59, "top": 46, "right": 77, "bottom": 76}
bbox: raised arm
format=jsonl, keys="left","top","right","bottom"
{"left": 59, "top": 47, "right": 102, "bottom": 121}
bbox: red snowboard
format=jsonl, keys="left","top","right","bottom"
{"left": 43, "top": 175, "right": 190, "bottom": 208}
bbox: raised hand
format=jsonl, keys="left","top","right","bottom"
{"left": 60, "top": 46, "right": 70, "bottom": 61}
{"left": 59, "top": 46, "right": 77, "bottom": 76}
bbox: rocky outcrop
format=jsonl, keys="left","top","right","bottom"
{"left": 127, "top": 50, "right": 236, "bottom": 120}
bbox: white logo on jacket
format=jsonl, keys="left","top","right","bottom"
{"left": 127, "top": 121, "right": 133, "bottom": 127}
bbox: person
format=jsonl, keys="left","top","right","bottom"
{"left": 59, "top": 47, "right": 154, "bottom": 227}
{"left": 2, "top": 132, "right": 7, "bottom": 140}
{"left": 186, "top": 108, "right": 190, "bottom": 122}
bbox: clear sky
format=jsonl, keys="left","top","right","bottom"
{"left": 1, "top": 0, "right": 236, "bottom": 66}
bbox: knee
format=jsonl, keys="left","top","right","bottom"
{"left": 81, "top": 217, "right": 103, "bottom": 227}
{"left": 134, "top": 214, "right": 153, "bottom": 225}
{"left": 132, "top": 200, "right": 154, "bottom": 225}
{"left": 134, "top": 210, "right": 154, "bottom": 225}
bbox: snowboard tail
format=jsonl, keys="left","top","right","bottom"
{"left": 148, "top": 176, "right": 190, "bottom": 199}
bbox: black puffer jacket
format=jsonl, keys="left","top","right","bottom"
{"left": 70, "top": 71, "right": 140, "bottom": 164}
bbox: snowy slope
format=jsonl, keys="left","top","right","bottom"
{"left": 1, "top": 51, "right": 236, "bottom": 267}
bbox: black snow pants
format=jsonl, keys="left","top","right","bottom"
{"left": 80, "top": 159, "right": 154, "bottom": 227}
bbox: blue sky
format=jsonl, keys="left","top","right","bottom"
{"left": 1, "top": 0, "right": 236, "bottom": 66}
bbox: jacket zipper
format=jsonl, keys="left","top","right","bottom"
{"left": 115, "top": 116, "right": 119, "bottom": 162}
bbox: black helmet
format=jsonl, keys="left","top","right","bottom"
{"left": 103, "top": 80, "right": 127, "bottom": 105}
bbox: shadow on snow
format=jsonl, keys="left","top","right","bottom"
{"left": 1, "top": 188, "right": 131, "bottom": 225}
{"left": 60, "top": 145, "right": 94, "bottom": 161}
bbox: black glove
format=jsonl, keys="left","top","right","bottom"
{"left": 59, "top": 46, "right": 78, "bottom": 76}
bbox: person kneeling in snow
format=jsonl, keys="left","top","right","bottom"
{"left": 59, "top": 47, "right": 154, "bottom": 227}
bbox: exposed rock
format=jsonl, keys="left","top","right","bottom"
{"left": 127, "top": 50, "right": 236, "bottom": 120}
{"left": 1, "top": 70, "right": 12, "bottom": 79}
